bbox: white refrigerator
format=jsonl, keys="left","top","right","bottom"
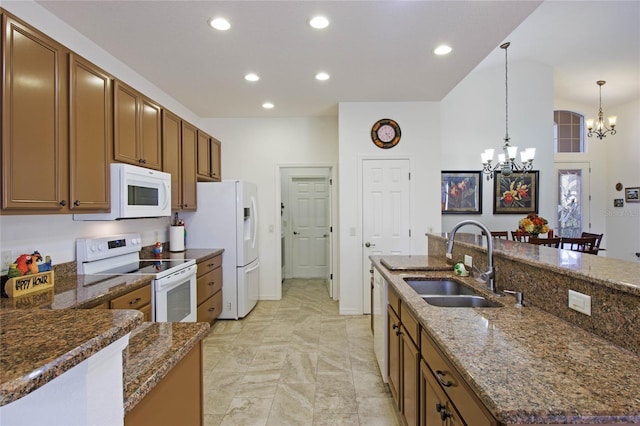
{"left": 183, "top": 180, "right": 260, "bottom": 319}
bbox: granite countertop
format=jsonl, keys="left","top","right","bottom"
{"left": 434, "top": 232, "right": 640, "bottom": 296}
{"left": 0, "top": 248, "right": 219, "bottom": 410}
{"left": 0, "top": 309, "right": 143, "bottom": 406}
{"left": 379, "top": 254, "right": 450, "bottom": 271}
{"left": 371, "top": 255, "right": 640, "bottom": 424}
{"left": 123, "top": 321, "right": 210, "bottom": 413}
{"left": 0, "top": 248, "right": 223, "bottom": 311}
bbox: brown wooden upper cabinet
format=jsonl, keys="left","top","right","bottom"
{"left": 196, "top": 130, "right": 221, "bottom": 182}
{"left": 114, "top": 81, "right": 162, "bottom": 170}
{"left": 162, "top": 111, "right": 197, "bottom": 211}
{"left": 1, "top": 13, "right": 70, "bottom": 211}
{"left": 69, "top": 54, "right": 112, "bottom": 211}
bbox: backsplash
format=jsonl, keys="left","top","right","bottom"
{"left": 0, "top": 214, "right": 171, "bottom": 274}
{"left": 428, "top": 234, "right": 640, "bottom": 355}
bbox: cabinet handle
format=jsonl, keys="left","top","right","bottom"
{"left": 435, "top": 370, "right": 452, "bottom": 387}
{"left": 184, "top": 203, "right": 188, "bottom": 208}
{"left": 436, "top": 403, "right": 445, "bottom": 413}
{"left": 138, "top": 158, "right": 147, "bottom": 164}
{"left": 208, "top": 281, "right": 215, "bottom": 286}
{"left": 208, "top": 263, "right": 216, "bottom": 267}
{"left": 73, "top": 200, "right": 80, "bottom": 207}
{"left": 129, "top": 297, "right": 142, "bottom": 305}
{"left": 392, "top": 323, "right": 399, "bottom": 330}
{"left": 59, "top": 200, "right": 67, "bottom": 206}
{"left": 440, "top": 409, "right": 451, "bottom": 421}
{"left": 208, "top": 307, "right": 216, "bottom": 312}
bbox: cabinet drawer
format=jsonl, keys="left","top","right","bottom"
{"left": 421, "top": 329, "right": 496, "bottom": 426}
{"left": 196, "top": 267, "right": 222, "bottom": 305}
{"left": 197, "top": 254, "right": 222, "bottom": 277}
{"left": 400, "top": 303, "right": 420, "bottom": 348}
{"left": 388, "top": 285, "right": 400, "bottom": 315}
{"left": 110, "top": 285, "right": 152, "bottom": 310}
{"left": 197, "top": 291, "right": 222, "bottom": 324}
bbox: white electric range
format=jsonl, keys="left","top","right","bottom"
{"left": 76, "top": 233, "right": 197, "bottom": 322}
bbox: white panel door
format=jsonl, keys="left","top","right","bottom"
{"left": 291, "top": 177, "right": 330, "bottom": 278}
{"left": 362, "top": 159, "right": 411, "bottom": 314}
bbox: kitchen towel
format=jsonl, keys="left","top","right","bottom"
{"left": 169, "top": 226, "right": 185, "bottom": 252}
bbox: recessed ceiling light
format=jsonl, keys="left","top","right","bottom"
{"left": 434, "top": 45, "right": 452, "bottom": 55}
{"left": 208, "top": 17, "right": 230, "bottom": 31}
{"left": 262, "top": 102, "right": 274, "bottom": 109}
{"left": 244, "top": 73, "right": 260, "bottom": 82}
{"left": 309, "top": 16, "right": 329, "bottom": 29}
{"left": 315, "top": 72, "right": 330, "bottom": 81}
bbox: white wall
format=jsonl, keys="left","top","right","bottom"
{"left": 200, "top": 117, "right": 339, "bottom": 300}
{"left": 604, "top": 98, "right": 640, "bottom": 261}
{"left": 440, "top": 58, "right": 555, "bottom": 235}
{"left": 338, "top": 102, "right": 441, "bottom": 314}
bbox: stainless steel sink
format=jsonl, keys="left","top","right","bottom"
{"left": 403, "top": 279, "right": 478, "bottom": 296}
{"left": 422, "top": 295, "right": 502, "bottom": 308}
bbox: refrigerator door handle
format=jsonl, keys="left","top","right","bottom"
{"left": 244, "top": 261, "right": 260, "bottom": 274}
{"left": 251, "top": 196, "right": 258, "bottom": 249}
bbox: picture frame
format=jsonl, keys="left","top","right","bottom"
{"left": 441, "top": 171, "right": 482, "bottom": 214}
{"left": 614, "top": 198, "right": 624, "bottom": 207}
{"left": 625, "top": 186, "right": 640, "bottom": 202}
{"left": 493, "top": 170, "right": 539, "bottom": 214}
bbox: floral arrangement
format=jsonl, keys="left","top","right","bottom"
{"left": 518, "top": 213, "right": 549, "bottom": 236}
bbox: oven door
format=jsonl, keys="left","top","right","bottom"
{"left": 154, "top": 266, "right": 197, "bottom": 322}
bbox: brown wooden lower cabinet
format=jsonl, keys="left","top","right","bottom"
{"left": 109, "top": 284, "right": 153, "bottom": 322}
{"left": 196, "top": 254, "right": 222, "bottom": 324}
{"left": 420, "top": 329, "right": 497, "bottom": 426}
{"left": 421, "top": 359, "right": 464, "bottom": 425}
{"left": 125, "top": 341, "right": 203, "bottom": 426}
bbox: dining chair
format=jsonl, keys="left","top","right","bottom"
{"left": 560, "top": 237, "right": 598, "bottom": 253}
{"left": 529, "top": 237, "right": 561, "bottom": 248}
{"left": 580, "top": 232, "right": 603, "bottom": 255}
{"left": 490, "top": 231, "right": 509, "bottom": 240}
{"left": 511, "top": 230, "right": 531, "bottom": 242}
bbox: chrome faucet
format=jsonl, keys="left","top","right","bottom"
{"left": 446, "top": 220, "right": 497, "bottom": 293}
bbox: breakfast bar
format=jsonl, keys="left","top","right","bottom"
{"left": 370, "top": 232, "right": 640, "bottom": 424}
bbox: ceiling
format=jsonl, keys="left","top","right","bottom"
{"left": 34, "top": 1, "right": 639, "bottom": 118}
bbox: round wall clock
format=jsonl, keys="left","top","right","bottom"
{"left": 371, "top": 118, "right": 401, "bottom": 149}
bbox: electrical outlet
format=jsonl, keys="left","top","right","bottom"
{"left": 568, "top": 289, "right": 591, "bottom": 316}
{"left": 464, "top": 255, "right": 473, "bottom": 268}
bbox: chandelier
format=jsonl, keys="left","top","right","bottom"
{"left": 586, "top": 80, "right": 617, "bottom": 140}
{"left": 481, "top": 42, "right": 535, "bottom": 180}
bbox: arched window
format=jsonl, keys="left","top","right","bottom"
{"left": 554, "top": 110, "right": 585, "bottom": 153}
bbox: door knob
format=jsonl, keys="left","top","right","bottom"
{"left": 293, "top": 231, "right": 299, "bottom": 235}
{"left": 365, "top": 242, "right": 375, "bottom": 247}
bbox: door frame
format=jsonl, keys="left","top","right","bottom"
{"left": 275, "top": 164, "right": 337, "bottom": 300}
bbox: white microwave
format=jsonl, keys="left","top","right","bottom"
{"left": 74, "top": 163, "right": 171, "bottom": 220}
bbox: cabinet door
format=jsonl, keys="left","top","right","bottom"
{"left": 387, "top": 306, "right": 401, "bottom": 406}
{"left": 210, "top": 136, "right": 221, "bottom": 181}
{"left": 2, "top": 15, "right": 68, "bottom": 210}
{"left": 181, "top": 123, "right": 197, "bottom": 210}
{"left": 140, "top": 97, "right": 162, "bottom": 170}
{"left": 422, "top": 361, "right": 463, "bottom": 426}
{"left": 196, "top": 130, "right": 211, "bottom": 180}
{"left": 402, "top": 328, "right": 420, "bottom": 426}
{"left": 69, "top": 54, "right": 112, "bottom": 211}
{"left": 114, "top": 81, "right": 140, "bottom": 165}
{"left": 162, "top": 110, "right": 182, "bottom": 210}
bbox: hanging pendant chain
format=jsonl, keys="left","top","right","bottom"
{"left": 504, "top": 45, "right": 509, "bottom": 143}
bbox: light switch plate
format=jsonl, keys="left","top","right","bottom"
{"left": 464, "top": 255, "right": 473, "bottom": 267}
{"left": 568, "top": 289, "right": 591, "bottom": 316}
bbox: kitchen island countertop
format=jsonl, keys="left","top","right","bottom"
{"left": 372, "top": 254, "right": 640, "bottom": 424}
{"left": 0, "top": 308, "right": 143, "bottom": 406}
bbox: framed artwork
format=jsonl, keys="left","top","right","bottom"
{"left": 625, "top": 186, "right": 640, "bottom": 202}
{"left": 614, "top": 198, "right": 624, "bottom": 207}
{"left": 493, "top": 170, "right": 539, "bottom": 214}
{"left": 441, "top": 171, "right": 482, "bottom": 214}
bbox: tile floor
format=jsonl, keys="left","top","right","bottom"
{"left": 201, "top": 278, "right": 401, "bottom": 425}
